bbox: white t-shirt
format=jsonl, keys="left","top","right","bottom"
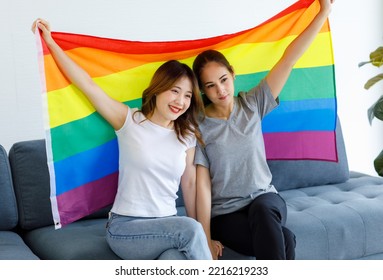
{"left": 111, "top": 108, "right": 196, "bottom": 217}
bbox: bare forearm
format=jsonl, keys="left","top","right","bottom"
{"left": 197, "top": 185, "right": 218, "bottom": 258}
{"left": 196, "top": 167, "right": 213, "bottom": 240}
{"left": 267, "top": 0, "right": 333, "bottom": 98}
{"left": 197, "top": 195, "right": 212, "bottom": 240}
{"left": 182, "top": 184, "right": 197, "bottom": 219}
{"left": 181, "top": 149, "right": 198, "bottom": 219}
{"left": 44, "top": 38, "right": 112, "bottom": 111}
{"left": 283, "top": 4, "right": 331, "bottom": 67}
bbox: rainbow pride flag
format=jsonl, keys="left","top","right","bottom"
{"left": 36, "top": 0, "right": 337, "bottom": 228}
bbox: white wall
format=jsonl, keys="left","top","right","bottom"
{"left": 1, "top": 0, "right": 382, "bottom": 176}
{"left": 331, "top": 0, "right": 383, "bottom": 176}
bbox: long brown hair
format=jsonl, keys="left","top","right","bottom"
{"left": 138, "top": 60, "right": 204, "bottom": 145}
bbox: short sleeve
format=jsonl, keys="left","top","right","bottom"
{"left": 239, "top": 78, "right": 279, "bottom": 119}
{"left": 115, "top": 106, "right": 134, "bottom": 135}
{"left": 194, "top": 142, "right": 209, "bottom": 168}
{"left": 185, "top": 134, "right": 197, "bottom": 149}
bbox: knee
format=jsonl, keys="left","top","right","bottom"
{"left": 250, "top": 202, "right": 280, "bottom": 222}
{"left": 249, "top": 195, "right": 285, "bottom": 222}
{"left": 174, "top": 217, "right": 207, "bottom": 245}
{"left": 179, "top": 217, "right": 204, "bottom": 235}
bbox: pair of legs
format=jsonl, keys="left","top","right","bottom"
{"left": 106, "top": 213, "right": 212, "bottom": 260}
{"left": 211, "top": 192, "right": 296, "bottom": 260}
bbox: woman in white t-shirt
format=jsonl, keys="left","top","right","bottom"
{"left": 32, "top": 19, "right": 211, "bottom": 260}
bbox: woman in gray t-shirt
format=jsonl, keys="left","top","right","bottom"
{"left": 192, "top": 0, "right": 333, "bottom": 260}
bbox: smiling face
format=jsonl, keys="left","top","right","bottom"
{"left": 150, "top": 76, "right": 193, "bottom": 128}
{"left": 200, "top": 61, "right": 235, "bottom": 108}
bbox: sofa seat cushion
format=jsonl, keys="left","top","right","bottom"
{"left": 22, "top": 219, "right": 120, "bottom": 260}
{"left": 280, "top": 171, "right": 383, "bottom": 259}
{"left": 0, "top": 231, "right": 39, "bottom": 260}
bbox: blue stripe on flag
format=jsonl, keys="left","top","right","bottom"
{"left": 262, "top": 98, "right": 336, "bottom": 132}
{"left": 54, "top": 138, "right": 119, "bottom": 195}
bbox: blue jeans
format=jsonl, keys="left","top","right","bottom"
{"left": 106, "top": 213, "right": 212, "bottom": 260}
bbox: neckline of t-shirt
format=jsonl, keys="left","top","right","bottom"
{"left": 133, "top": 109, "right": 175, "bottom": 132}
{"left": 204, "top": 98, "right": 238, "bottom": 123}
{"left": 146, "top": 118, "right": 175, "bottom": 132}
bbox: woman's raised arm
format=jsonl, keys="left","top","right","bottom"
{"left": 32, "top": 19, "right": 128, "bottom": 130}
{"left": 266, "top": 0, "right": 334, "bottom": 99}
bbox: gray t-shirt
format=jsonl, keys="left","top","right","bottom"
{"left": 195, "top": 79, "right": 279, "bottom": 218}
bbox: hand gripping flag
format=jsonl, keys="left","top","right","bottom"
{"left": 35, "top": 0, "right": 337, "bottom": 228}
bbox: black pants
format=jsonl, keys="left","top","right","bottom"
{"left": 211, "top": 192, "right": 296, "bottom": 260}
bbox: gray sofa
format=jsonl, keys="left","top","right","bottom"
{"left": 1, "top": 118, "right": 383, "bottom": 260}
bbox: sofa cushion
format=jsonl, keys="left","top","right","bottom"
{"left": 0, "top": 145, "right": 18, "bottom": 230}
{"left": 0, "top": 231, "right": 39, "bottom": 260}
{"left": 22, "top": 218, "right": 120, "bottom": 260}
{"left": 267, "top": 118, "right": 349, "bottom": 191}
{"left": 280, "top": 171, "right": 383, "bottom": 259}
{"left": 9, "top": 140, "right": 53, "bottom": 230}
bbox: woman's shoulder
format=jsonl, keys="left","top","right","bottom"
{"left": 116, "top": 107, "right": 144, "bottom": 133}
{"left": 238, "top": 79, "right": 271, "bottom": 105}
{"left": 130, "top": 108, "right": 146, "bottom": 122}
{"left": 238, "top": 79, "right": 267, "bottom": 97}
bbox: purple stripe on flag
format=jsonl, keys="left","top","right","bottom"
{"left": 264, "top": 131, "right": 338, "bottom": 162}
{"left": 56, "top": 172, "right": 118, "bottom": 226}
